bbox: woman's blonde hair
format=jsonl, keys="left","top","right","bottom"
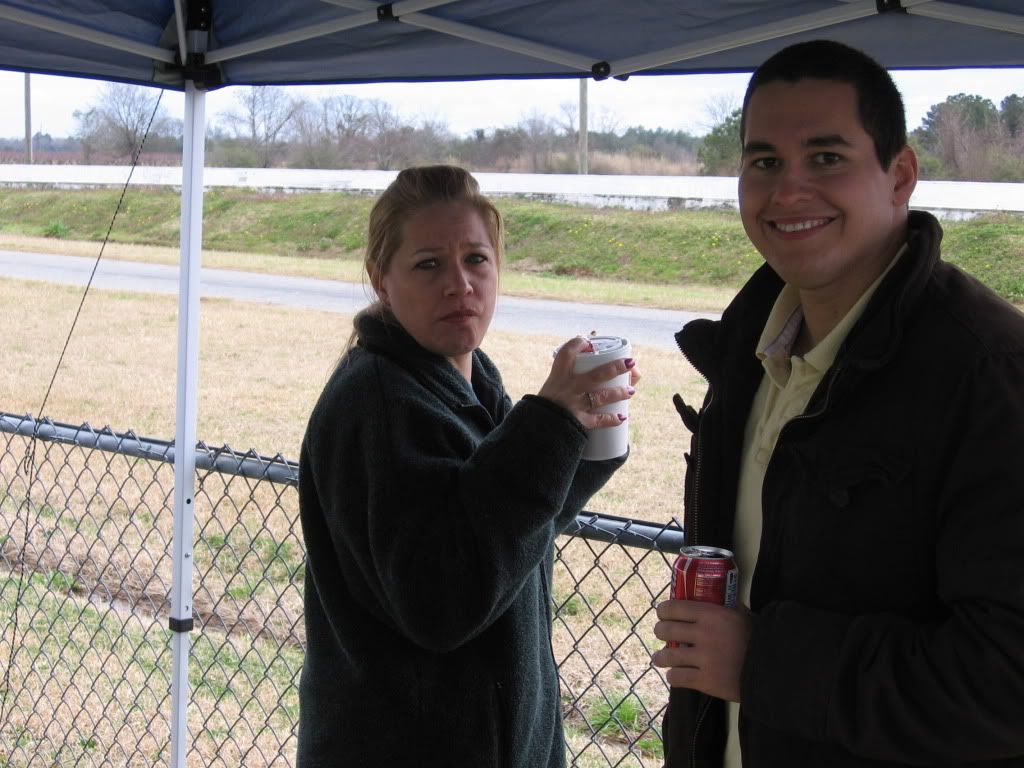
{"left": 341, "top": 165, "right": 504, "bottom": 358}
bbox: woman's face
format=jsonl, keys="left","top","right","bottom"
{"left": 373, "top": 200, "right": 498, "bottom": 379}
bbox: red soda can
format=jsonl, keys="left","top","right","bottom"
{"left": 668, "top": 546, "right": 739, "bottom": 646}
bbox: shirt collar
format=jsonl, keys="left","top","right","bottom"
{"left": 755, "top": 244, "right": 908, "bottom": 385}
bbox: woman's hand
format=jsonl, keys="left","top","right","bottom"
{"left": 537, "top": 336, "right": 640, "bottom": 427}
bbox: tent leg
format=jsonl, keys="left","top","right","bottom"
{"left": 169, "top": 80, "right": 206, "bottom": 768}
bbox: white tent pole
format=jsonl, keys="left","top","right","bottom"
{"left": 169, "top": 79, "right": 206, "bottom": 768}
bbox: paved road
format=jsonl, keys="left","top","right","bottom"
{"left": 0, "top": 249, "right": 719, "bottom": 350}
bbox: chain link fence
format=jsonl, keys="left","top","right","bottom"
{"left": 0, "top": 411, "right": 684, "bottom": 767}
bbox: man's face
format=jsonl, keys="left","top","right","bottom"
{"left": 738, "top": 78, "right": 916, "bottom": 309}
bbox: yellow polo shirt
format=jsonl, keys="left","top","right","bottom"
{"left": 724, "top": 247, "right": 904, "bottom": 767}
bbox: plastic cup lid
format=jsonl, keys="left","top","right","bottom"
{"left": 581, "top": 336, "right": 629, "bottom": 356}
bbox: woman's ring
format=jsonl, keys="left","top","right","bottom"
{"left": 586, "top": 391, "right": 598, "bottom": 410}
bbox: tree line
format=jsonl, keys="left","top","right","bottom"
{"left": 1, "top": 82, "right": 1022, "bottom": 182}
{"left": 698, "top": 93, "right": 1024, "bottom": 182}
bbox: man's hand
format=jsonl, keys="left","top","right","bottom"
{"left": 651, "top": 599, "right": 753, "bottom": 702}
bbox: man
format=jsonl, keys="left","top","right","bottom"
{"left": 652, "top": 39, "right": 1024, "bottom": 767}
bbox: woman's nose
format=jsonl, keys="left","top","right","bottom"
{"left": 444, "top": 263, "right": 473, "bottom": 296}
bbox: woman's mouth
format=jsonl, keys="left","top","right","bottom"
{"left": 441, "top": 309, "right": 477, "bottom": 322}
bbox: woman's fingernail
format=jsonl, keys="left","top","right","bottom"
{"left": 626, "top": 386, "right": 636, "bottom": 395}
{"left": 624, "top": 358, "right": 636, "bottom": 369}
{"left": 617, "top": 414, "right": 628, "bottom": 422}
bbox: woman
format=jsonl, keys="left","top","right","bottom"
{"left": 297, "top": 165, "right": 638, "bottom": 767}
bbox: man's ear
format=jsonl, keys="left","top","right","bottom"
{"left": 891, "top": 144, "right": 918, "bottom": 208}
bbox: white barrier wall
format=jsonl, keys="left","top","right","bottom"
{"left": 1, "top": 165, "right": 1022, "bottom": 219}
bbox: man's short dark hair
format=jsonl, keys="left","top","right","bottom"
{"left": 740, "top": 39, "right": 907, "bottom": 169}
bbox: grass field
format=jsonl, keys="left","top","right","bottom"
{"left": 0, "top": 272, "right": 703, "bottom": 767}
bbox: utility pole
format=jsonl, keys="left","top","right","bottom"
{"left": 578, "top": 77, "right": 588, "bottom": 175}
{"left": 24, "top": 73, "right": 33, "bottom": 164}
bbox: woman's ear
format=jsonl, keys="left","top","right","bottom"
{"left": 891, "top": 144, "right": 918, "bottom": 208}
{"left": 368, "top": 264, "right": 387, "bottom": 304}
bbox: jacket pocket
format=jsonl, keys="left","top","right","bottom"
{"left": 764, "top": 447, "right": 930, "bottom": 609}
{"left": 824, "top": 453, "right": 910, "bottom": 511}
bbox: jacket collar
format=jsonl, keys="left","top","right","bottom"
{"left": 676, "top": 210, "right": 944, "bottom": 382}
{"left": 354, "top": 310, "right": 505, "bottom": 414}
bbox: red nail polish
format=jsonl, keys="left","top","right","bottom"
{"left": 624, "top": 358, "right": 636, "bottom": 369}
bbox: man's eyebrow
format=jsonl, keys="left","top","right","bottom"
{"left": 742, "top": 140, "right": 774, "bottom": 155}
{"left": 804, "top": 134, "right": 852, "bottom": 149}
{"left": 743, "top": 134, "right": 853, "bottom": 155}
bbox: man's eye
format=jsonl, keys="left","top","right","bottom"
{"left": 813, "top": 152, "right": 842, "bottom": 165}
{"left": 751, "top": 157, "right": 778, "bottom": 170}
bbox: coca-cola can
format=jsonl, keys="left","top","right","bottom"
{"left": 668, "top": 546, "right": 739, "bottom": 646}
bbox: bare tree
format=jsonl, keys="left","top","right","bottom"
{"left": 518, "top": 110, "right": 558, "bottom": 172}
{"left": 221, "top": 86, "right": 303, "bottom": 167}
{"left": 591, "top": 106, "right": 621, "bottom": 137}
{"left": 557, "top": 100, "right": 579, "bottom": 140}
{"left": 365, "top": 98, "right": 404, "bottom": 169}
{"left": 927, "top": 95, "right": 1001, "bottom": 179}
{"left": 73, "top": 82, "right": 177, "bottom": 162}
{"left": 700, "top": 93, "right": 741, "bottom": 137}
{"left": 323, "top": 94, "right": 372, "bottom": 147}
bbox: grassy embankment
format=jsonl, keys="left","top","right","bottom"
{"left": 3, "top": 185, "right": 1020, "bottom": 307}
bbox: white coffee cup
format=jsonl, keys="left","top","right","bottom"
{"left": 571, "top": 335, "right": 632, "bottom": 460}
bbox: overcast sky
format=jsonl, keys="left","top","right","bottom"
{"left": 1, "top": 67, "right": 1022, "bottom": 140}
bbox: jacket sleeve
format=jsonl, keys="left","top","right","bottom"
{"left": 304, "top": 362, "right": 623, "bottom": 654}
{"left": 741, "top": 353, "right": 1024, "bottom": 763}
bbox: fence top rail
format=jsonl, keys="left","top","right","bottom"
{"left": 0, "top": 411, "right": 299, "bottom": 485}
{"left": 0, "top": 410, "right": 686, "bottom": 551}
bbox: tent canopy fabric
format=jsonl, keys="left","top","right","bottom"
{"left": 0, "top": 0, "right": 1021, "bottom": 91}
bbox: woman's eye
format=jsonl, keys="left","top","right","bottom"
{"left": 467, "top": 253, "right": 488, "bottom": 264}
{"left": 414, "top": 258, "right": 439, "bottom": 270}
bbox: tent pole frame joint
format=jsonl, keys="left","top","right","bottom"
{"left": 377, "top": 3, "right": 398, "bottom": 22}
{"left": 172, "top": 0, "right": 221, "bottom": 89}
{"left": 172, "top": 51, "right": 223, "bottom": 89}
{"left": 877, "top": 0, "right": 904, "bottom": 13}
{"left": 591, "top": 60, "right": 611, "bottom": 80}
{"left": 168, "top": 616, "right": 195, "bottom": 633}
{"left": 186, "top": 0, "right": 212, "bottom": 31}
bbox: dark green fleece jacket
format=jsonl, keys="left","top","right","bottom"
{"left": 297, "top": 313, "right": 624, "bottom": 767}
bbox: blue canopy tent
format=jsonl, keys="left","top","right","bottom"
{"left": 0, "top": 2, "right": 1021, "bottom": 764}
{"left": 0, "top": 1, "right": 1022, "bottom": 87}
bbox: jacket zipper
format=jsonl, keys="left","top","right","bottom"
{"left": 690, "top": 695, "right": 713, "bottom": 768}
{"left": 783, "top": 364, "right": 842, "bottom": 430}
{"left": 677, "top": 340, "right": 713, "bottom": 548}
{"left": 689, "top": 388, "right": 713, "bottom": 547}
{"left": 678, "top": 341, "right": 716, "bottom": 765}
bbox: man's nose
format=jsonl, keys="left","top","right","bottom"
{"left": 770, "top": 167, "right": 814, "bottom": 205}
